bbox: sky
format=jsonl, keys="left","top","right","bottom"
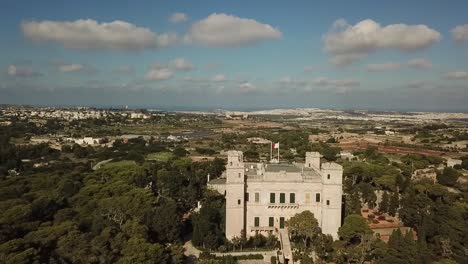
{"left": 1, "top": 0, "right": 468, "bottom": 112}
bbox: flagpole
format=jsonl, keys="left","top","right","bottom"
{"left": 277, "top": 143, "right": 280, "bottom": 163}
{"left": 270, "top": 141, "right": 272, "bottom": 162}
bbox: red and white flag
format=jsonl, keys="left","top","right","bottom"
{"left": 272, "top": 142, "right": 279, "bottom": 149}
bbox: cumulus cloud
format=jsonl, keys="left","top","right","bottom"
{"left": 59, "top": 63, "right": 83, "bottom": 73}
{"left": 407, "top": 58, "right": 432, "bottom": 69}
{"left": 7, "top": 65, "right": 41, "bottom": 77}
{"left": 169, "top": 12, "right": 188, "bottom": 23}
{"left": 212, "top": 74, "right": 226, "bottom": 82}
{"left": 169, "top": 58, "right": 194, "bottom": 71}
{"left": 451, "top": 24, "right": 468, "bottom": 42}
{"left": 323, "top": 19, "right": 441, "bottom": 65}
{"left": 21, "top": 19, "right": 177, "bottom": 50}
{"left": 145, "top": 65, "right": 173, "bottom": 81}
{"left": 443, "top": 71, "right": 468, "bottom": 80}
{"left": 314, "top": 77, "right": 360, "bottom": 87}
{"left": 184, "top": 13, "right": 282, "bottom": 47}
{"left": 239, "top": 82, "right": 256, "bottom": 92}
{"left": 367, "top": 62, "right": 401, "bottom": 72}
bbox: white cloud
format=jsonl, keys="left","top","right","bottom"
{"left": 323, "top": 19, "right": 441, "bottom": 65}
{"left": 184, "top": 13, "right": 282, "bottom": 47}
{"left": 451, "top": 24, "right": 468, "bottom": 42}
{"left": 170, "top": 58, "right": 194, "bottom": 71}
{"left": 21, "top": 19, "right": 177, "bottom": 50}
{"left": 7, "top": 65, "right": 41, "bottom": 77}
{"left": 367, "top": 62, "right": 401, "bottom": 72}
{"left": 212, "top": 74, "right": 226, "bottom": 82}
{"left": 443, "top": 71, "right": 468, "bottom": 80}
{"left": 59, "top": 63, "right": 83, "bottom": 73}
{"left": 407, "top": 58, "right": 432, "bottom": 69}
{"left": 239, "top": 82, "right": 256, "bottom": 92}
{"left": 145, "top": 66, "right": 173, "bottom": 81}
{"left": 169, "top": 12, "right": 188, "bottom": 23}
{"left": 314, "top": 77, "right": 360, "bottom": 87}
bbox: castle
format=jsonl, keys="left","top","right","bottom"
{"left": 208, "top": 150, "right": 343, "bottom": 240}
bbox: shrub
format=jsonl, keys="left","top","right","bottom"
{"left": 377, "top": 215, "right": 386, "bottom": 220}
{"left": 271, "top": 256, "right": 277, "bottom": 264}
{"left": 372, "top": 219, "right": 379, "bottom": 224}
{"left": 368, "top": 214, "right": 375, "bottom": 219}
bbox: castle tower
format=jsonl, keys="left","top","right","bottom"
{"left": 305, "top": 152, "right": 321, "bottom": 170}
{"left": 320, "top": 162, "right": 343, "bottom": 240}
{"left": 225, "top": 150, "right": 246, "bottom": 240}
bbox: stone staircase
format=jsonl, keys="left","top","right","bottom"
{"left": 279, "top": 228, "right": 293, "bottom": 263}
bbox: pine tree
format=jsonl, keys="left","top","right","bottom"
{"left": 388, "top": 191, "right": 399, "bottom": 216}
{"left": 379, "top": 191, "right": 389, "bottom": 213}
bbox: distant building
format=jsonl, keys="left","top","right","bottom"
{"left": 447, "top": 158, "right": 462, "bottom": 168}
{"left": 208, "top": 151, "right": 343, "bottom": 240}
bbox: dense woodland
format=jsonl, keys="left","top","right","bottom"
{"left": 1, "top": 121, "right": 467, "bottom": 263}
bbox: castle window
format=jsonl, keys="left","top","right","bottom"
{"left": 280, "top": 193, "right": 285, "bottom": 204}
{"left": 238, "top": 199, "right": 241, "bottom": 205}
{"left": 290, "top": 193, "right": 295, "bottom": 204}
{"left": 245, "top": 193, "right": 249, "bottom": 202}
{"left": 269, "top": 217, "right": 274, "bottom": 227}
{"left": 327, "top": 174, "right": 330, "bottom": 179}
{"left": 326, "top": 200, "right": 330, "bottom": 206}
{"left": 230, "top": 161, "right": 232, "bottom": 166}
{"left": 270, "top": 193, "right": 275, "bottom": 203}
{"left": 255, "top": 192, "right": 260, "bottom": 203}
{"left": 305, "top": 193, "right": 311, "bottom": 204}
{"left": 254, "top": 217, "right": 260, "bottom": 227}
{"left": 316, "top": 193, "right": 321, "bottom": 202}
{"left": 238, "top": 173, "right": 241, "bottom": 178}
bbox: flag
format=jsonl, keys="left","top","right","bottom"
{"left": 272, "top": 142, "right": 279, "bottom": 149}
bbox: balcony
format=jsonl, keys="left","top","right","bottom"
{"left": 267, "top": 203, "right": 299, "bottom": 209}
{"left": 249, "top": 226, "right": 276, "bottom": 232}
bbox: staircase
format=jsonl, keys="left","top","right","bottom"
{"left": 279, "top": 228, "right": 293, "bottom": 263}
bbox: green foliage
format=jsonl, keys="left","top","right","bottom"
{"left": 287, "top": 210, "right": 320, "bottom": 248}
{"left": 436, "top": 167, "right": 461, "bottom": 187}
{"left": 338, "top": 214, "right": 372, "bottom": 244}
{"left": 379, "top": 191, "right": 389, "bottom": 213}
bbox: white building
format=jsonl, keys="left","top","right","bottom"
{"left": 208, "top": 151, "right": 343, "bottom": 240}
{"left": 447, "top": 158, "right": 462, "bottom": 168}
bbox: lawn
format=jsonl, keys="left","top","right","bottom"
{"left": 146, "top": 152, "right": 174, "bottom": 162}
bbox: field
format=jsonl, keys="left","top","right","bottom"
{"left": 146, "top": 152, "right": 174, "bottom": 162}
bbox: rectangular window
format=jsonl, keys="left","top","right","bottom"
{"left": 254, "top": 217, "right": 260, "bottom": 227}
{"left": 305, "top": 193, "right": 311, "bottom": 204}
{"left": 280, "top": 193, "right": 285, "bottom": 203}
{"left": 316, "top": 193, "right": 321, "bottom": 202}
{"left": 238, "top": 199, "right": 241, "bottom": 205}
{"left": 327, "top": 174, "right": 330, "bottom": 179}
{"left": 280, "top": 217, "right": 285, "bottom": 228}
{"left": 326, "top": 200, "right": 330, "bottom": 206}
{"left": 269, "top": 217, "right": 274, "bottom": 227}
{"left": 290, "top": 193, "right": 295, "bottom": 204}
{"left": 245, "top": 193, "right": 249, "bottom": 202}
{"left": 270, "top": 193, "right": 275, "bottom": 203}
{"left": 255, "top": 192, "right": 260, "bottom": 203}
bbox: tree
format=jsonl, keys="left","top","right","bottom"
{"left": 286, "top": 210, "right": 320, "bottom": 248}
{"left": 436, "top": 167, "right": 460, "bottom": 186}
{"left": 345, "top": 191, "right": 362, "bottom": 217}
{"left": 388, "top": 191, "right": 399, "bottom": 216}
{"left": 379, "top": 191, "right": 389, "bottom": 213}
{"left": 338, "top": 214, "right": 372, "bottom": 244}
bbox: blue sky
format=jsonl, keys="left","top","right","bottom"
{"left": 1, "top": 0, "right": 468, "bottom": 111}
